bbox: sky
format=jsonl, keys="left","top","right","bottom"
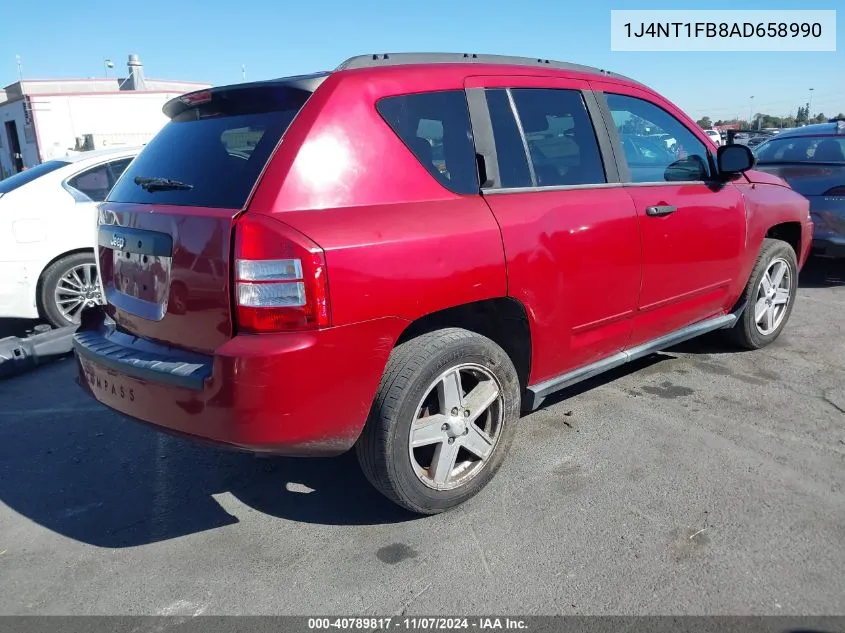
{"left": 2, "top": 0, "right": 843, "bottom": 122}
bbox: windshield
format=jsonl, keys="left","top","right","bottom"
{"left": 0, "top": 160, "right": 69, "bottom": 194}
{"left": 755, "top": 136, "right": 845, "bottom": 164}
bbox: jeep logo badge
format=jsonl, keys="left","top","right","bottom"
{"left": 110, "top": 234, "right": 125, "bottom": 250}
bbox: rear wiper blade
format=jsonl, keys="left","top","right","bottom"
{"left": 134, "top": 176, "right": 194, "bottom": 191}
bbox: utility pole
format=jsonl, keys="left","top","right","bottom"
{"left": 808, "top": 88, "right": 814, "bottom": 120}
{"left": 15, "top": 54, "right": 23, "bottom": 81}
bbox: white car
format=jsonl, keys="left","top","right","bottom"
{"left": 0, "top": 147, "right": 141, "bottom": 328}
{"left": 704, "top": 129, "right": 722, "bottom": 146}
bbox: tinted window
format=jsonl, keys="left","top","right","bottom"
{"left": 107, "top": 158, "right": 133, "bottom": 183}
{"left": 108, "top": 86, "right": 312, "bottom": 208}
{"left": 485, "top": 89, "right": 533, "bottom": 188}
{"left": 606, "top": 94, "right": 711, "bottom": 183}
{"left": 68, "top": 164, "right": 112, "bottom": 202}
{"left": 755, "top": 136, "right": 845, "bottom": 164}
{"left": 377, "top": 90, "right": 479, "bottom": 195}
{"left": 0, "top": 160, "right": 69, "bottom": 194}
{"left": 510, "top": 88, "right": 607, "bottom": 187}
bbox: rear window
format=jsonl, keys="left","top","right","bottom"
{"left": 0, "top": 160, "right": 69, "bottom": 194}
{"left": 376, "top": 90, "right": 479, "bottom": 195}
{"left": 107, "top": 86, "right": 313, "bottom": 208}
{"left": 755, "top": 136, "right": 845, "bottom": 164}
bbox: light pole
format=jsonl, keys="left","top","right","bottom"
{"left": 104, "top": 58, "right": 114, "bottom": 78}
{"left": 749, "top": 96, "right": 755, "bottom": 128}
{"left": 808, "top": 88, "right": 814, "bottom": 121}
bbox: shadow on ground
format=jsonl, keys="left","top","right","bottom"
{"left": 0, "top": 361, "right": 414, "bottom": 549}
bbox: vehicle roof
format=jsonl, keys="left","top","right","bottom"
{"left": 771, "top": 121, "right": 845, "bottom": 139}
{"left": 166, "top": 52, "right": 648, "bottom": 117}
{"left": 58, "top": 146, "right": 144, "bottom": 164}
{"left": 334, "top": 52, "right": 643, "bottom": 85}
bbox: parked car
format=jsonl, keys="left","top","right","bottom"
{"left": 753, "top": 120, "right": 845, "bottom": 258}
{"left": 72, "top": 53, "right": 812, "bottom": 514}
{"left": 0, "top": 147, "right": 140, "bottom": 328}
{"left": 704, "top": 129, "right": 722, "bottom": 146}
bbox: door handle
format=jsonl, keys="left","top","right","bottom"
{"left": 645, "top": 205, "right": 677, "bottom": 217}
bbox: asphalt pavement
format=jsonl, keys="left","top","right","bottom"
{"left": 0, "top": 258, "right": 843, "bottom": 616}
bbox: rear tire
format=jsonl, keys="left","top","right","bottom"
{"left": 727, "top": 238, "right": 798, "bottom": 350}
{"left": 356, "top": 328, "right": 521, "bottom": 515}
{"left": 39, "top": 252, "right": 103, "bottom": 329}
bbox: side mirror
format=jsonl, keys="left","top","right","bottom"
{"left": 717, "top": 144, "right": 755, "bottom": 176}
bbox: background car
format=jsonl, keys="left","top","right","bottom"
{"left": 0, "top": 147, "right": 141, "bottom": 328}
{"left": 704, "top": 129, "right": 722, "bottom": 146}
{"left": 753, "top": 120, "right": 845, "bottom": 258}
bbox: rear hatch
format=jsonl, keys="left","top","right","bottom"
{"left": 97, "top": 76, "right": 326, "bottom": 354}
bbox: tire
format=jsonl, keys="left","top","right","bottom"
{"left": 727, "top": 238, "right": 798, "bottom": 350}
{"left": 356, "top": 328, "right": 521, "bottom": 515}
{"left": 39, "top": 252, "right": 103, "bottom": 329}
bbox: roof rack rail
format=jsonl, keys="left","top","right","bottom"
{"left": 335, "top": 52, "right": 642, "bottom": 85}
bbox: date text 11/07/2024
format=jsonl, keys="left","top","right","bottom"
{"left": 307, "top": 618, "right": 528, "bottom": 630}
{"left": 623, "top": 21, "right": 823, "bottom": 38}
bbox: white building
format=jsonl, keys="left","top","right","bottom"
{"left": 0, "top": 54, "right": 210, "bottom": 178}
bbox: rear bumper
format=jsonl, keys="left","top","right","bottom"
{"left": 73, "top": 307, "right": 408, "bottom": 456}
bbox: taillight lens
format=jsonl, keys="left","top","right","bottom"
{"left": 233, "top": 214, "right": 330, "bottom": 333}
{"left": 823, "top": 186, "right": 845, "bottom": 197}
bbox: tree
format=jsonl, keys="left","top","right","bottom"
{"left": 696, "top": 116, "right": 712, "bottom": 128}
{"left": 814, "top": 113, "right": 827, "bottom": 123}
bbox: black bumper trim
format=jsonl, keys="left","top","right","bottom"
{"left": 72, "top": 311, "right": 212, "bottom": 391}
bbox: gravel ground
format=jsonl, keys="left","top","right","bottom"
{"left": 0, "top": 258, "right": 843, "bottom": 616}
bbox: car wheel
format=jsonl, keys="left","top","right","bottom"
{"left": 727, "top": 238, "right": 798, "bottom": 350}
{"left": 356, "top": 328, "right": 521, "bottom": 514}
{"left": 39, "top": 252, "right": 104, "bottom": 329}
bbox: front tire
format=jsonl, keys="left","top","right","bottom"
{"left": 356, "top": 328, "right": 521, "bottom": 515}
{"left": 39, "top": 252, "right": 104, "bottom": 329}
{"left": 727, "top": 238, "right": 798, "bottom": 350}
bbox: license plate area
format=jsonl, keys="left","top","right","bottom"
{"left": 99, "top": 225, "right": 174, "bottom": 321}
{"left": 112, "top": 251, "right": 171, "bottom": 304}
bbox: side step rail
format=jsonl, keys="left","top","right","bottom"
{"left": 525, "top": 306, "right": 745, "bottom": 410}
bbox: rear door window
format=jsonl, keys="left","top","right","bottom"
{"left": 484, "top": 89, "right": 533, "bottom": 189}
{"left": 68, "top": 164, "right": 112, "bottom": 202}
{"left": 508, "top": 88, "right": 607, "bottom": 187}
{"left": 377, "top": 90, "right": 479, "bottom": 195}
{"left": 107, "top": 86, "right": 313, "bottom": 208}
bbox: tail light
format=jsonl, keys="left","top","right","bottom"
{"left": 823, "top": 186, "right": 845, "bottom": 197}
{"left": 233, "top": 214, "right": 330, "bottom": 333}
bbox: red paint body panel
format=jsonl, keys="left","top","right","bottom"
{"left": 77, "top": 316, "right": 408, "bottom": 455}
{"left": 743, "top": 169, "right": 791, "bottom": 188}
{"left": 623, "top": 183, "right": 747, "bottom": 346}
{"left": 482, "top": 188, "right": 640, "bottom": 383}
{"left": 74, "top": 61, "right": 815, "bottom": 456}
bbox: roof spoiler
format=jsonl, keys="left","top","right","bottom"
{"left": 163, "top": 72, "right": 330, "bottom": 119}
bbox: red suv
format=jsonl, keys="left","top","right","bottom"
{"left": 74, "top": 53, "right": 813, "bottom": 514}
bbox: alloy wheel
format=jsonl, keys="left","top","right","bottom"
{"left": 54, "top": 263, "right": 104, "bottom": 323}
{"left": 754, "top": 257, "right": 791, "bottom": 336}
{"left": 408, "top": 363, "right": 504, "bottom": 491}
